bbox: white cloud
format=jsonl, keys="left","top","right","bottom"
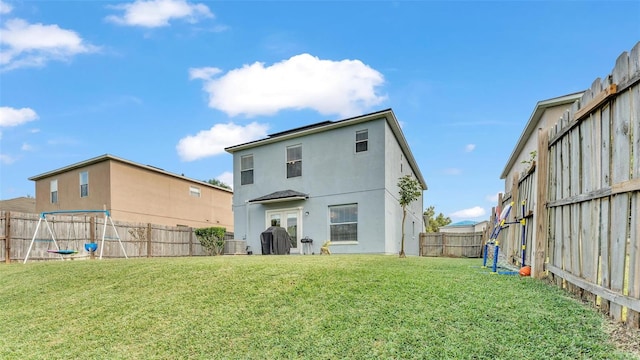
{"left": 0, "top": 153, "right": 16, "bottom": 165}
{"left": 0, "top": 18, "right": 98, "bottom": 71}
{"left": 0, "top": 1, "right": 12, "bottom": 14}
{"left": 188, "top": 66, "right": 221, "bottom": 80}
{"left": 176, "top": 122, "right": 269, "bottom": 161}
{"left": 190, "top": 53, "right": 387, "bottom": 118}
{"left": 450, "top": 206, "right": 486, "bottom": 219}
{"left": 465, "top": 144, "right": 476, "bottom": 152}
{"left": 216, "top": 171, "right": 233, "bottom": 189}
{"left": 21, "top": 143, "right": 34, "bottom": 151}
{"left": 443, "top": 168, "right": 462, "bottom": 175}
{"left": 106, "top": 0, "right": 213, "bottom": 28}
{"left": 0, "top": 106, "right": 38, "bottom": 127}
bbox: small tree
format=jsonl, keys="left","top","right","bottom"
{"left": 194, "top": 227, "right": 227, "bottom": 255}
{"left": 423, "top": 206, "right": 452, "bottom": 232}
{"left": 205, "top": 179, "right": 232, "bottom": 190}
{"left": 398, "top": 175, "right": 422, "bottom": 258}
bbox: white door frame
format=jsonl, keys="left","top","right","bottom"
{"left": 265, "top": 206, "right": 303, "bottom": 254}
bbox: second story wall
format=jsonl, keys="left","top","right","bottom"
{"left": 232, "top": 118, "right": 388, "bottom": 205}
{"left": 109, "top": 161, "right": 233, "bottom": 229}
{"left": 34, "top": 161, "right": 111, "bottom": 213}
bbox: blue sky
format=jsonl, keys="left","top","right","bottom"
{"left": 1, "top": 0, "right": 638, "bottom": 221}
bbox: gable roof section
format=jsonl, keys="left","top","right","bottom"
{"left": 225, "top": 109, "right": 427, "bottom": 190}
{"left": 500, "top": 92, "right": 584, "bottom": 179}
{"left": 28, "top": 154, "right": 233, "bottom": 193}
{"left": 445, "top": 220, "right": 478, "bottom": 227}
{"left": 249, "top": 190, "right": 309, "bottom": 204}
{"left": 0, "top": 197, "right": 36, "bottom": 212}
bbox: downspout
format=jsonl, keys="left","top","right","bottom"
{"left": 245, "top": 200, "right": 250, "bottom": 241}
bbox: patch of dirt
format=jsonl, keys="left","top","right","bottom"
{"left": 605, "top": 320, "right": 640, "bottom": 359}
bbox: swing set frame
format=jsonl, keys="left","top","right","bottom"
{"left": 23, "top": 210, "right": 128, "bottom": 263}
{"left": 482, "top": 200, "right": 528, "bottom": 275}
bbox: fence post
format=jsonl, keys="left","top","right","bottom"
{"left": 5, "top": 211, "right": 11, "bottom": 264}
{"left": 146, "top": 223, "right": 152, "bottom": 258}
{"left": 441, "top": 233, "right": 446, "bottom": 256}
{"left": 189, "top": 228, "right": 194, "bottom": 257}
{"left": 90, "top": 216, "right": 96, "bottom": 260}
{"left": 533, "top": 128, "right": 549, "bottom": 279}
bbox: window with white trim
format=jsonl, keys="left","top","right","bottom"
{"left": 329, "top": 204, "right": 358, "bottom": 242}
{"left": 286, "top": 145, "right": 302, "bottom": 178}
{"left": 189, "top": 186, "right": 201, "bottom": 198}
{"left": 241, "top": 154, "right": 254, "bottom": 185}
{"left": 79, "top": 171, "right": 89, "bottom": 198}
{"left": 355, "top": 129, "right": 368, "bottom": 153}
{"left": 50, "top": 180, "right": 58, "bottom": 204}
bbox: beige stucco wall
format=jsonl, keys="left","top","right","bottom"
{"left": 34, "top": 161, "right": 112, "bottom": 213}
{"left": 34, "top": 159, "right": 233, "bottom": 231}
{"left": 109, "top": 161, "right": 233, "bottom": 230}
{"left": 504, "top": 105, "right": 568, "bottom": 195}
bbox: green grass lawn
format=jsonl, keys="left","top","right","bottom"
{"left": 0, "top": 255, "right": 634, "bottom": 359}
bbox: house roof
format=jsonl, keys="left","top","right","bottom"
{"left": 444, "top": 220, "right": 477, "bottom": 227}
{"left": 249, "top": 190, "right": 309, "bottom": 204}
{"left": 225, "top": 108, "right": 427, "bottom": 190}
{"left": 0, "top": 196, "right": 36, "bottom": 213}
{"left": 500, "top": 91, "right": 584, "bottom": 179}
{"left": 28, "top": 154, "right": 233, "bottom": 193}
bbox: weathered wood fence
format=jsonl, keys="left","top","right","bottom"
{"left": 419, "top": 232, "right": 484, "bottom": 258}
{"left": 492, "top": 43, "right": 639, "bottom": 329}
{"left": 0, "top": 211, "right": 237, "bottom": 263}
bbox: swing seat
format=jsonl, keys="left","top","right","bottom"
{"left": 84, "top": 243, "right": 98, "bottom": 252}
{"left": 47, "top": 249, "right": 78, "bottom": 255}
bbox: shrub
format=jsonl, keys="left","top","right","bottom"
{"left": 194, "top": 227, "right": 226, "bottom": 255}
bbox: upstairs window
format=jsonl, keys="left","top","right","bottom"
{"left": 356, "top": 130, "right": 368, "bottom": 153}
{"left": 79, "top": 171, "right": 89, "bottom": 198}
{"left": 190, "top": 186, "right": 201, "bottom": 198}
{"left": 286, "top": 145, "right": 302, "bottom": 178}
{"left": 241, "top": 155, "right": 254, "bottom": 185}
{"left": 50, "top": 180, "right": 58, "bottom": 204}
{"left": 329, "top": 204, "right": 358, "bottom": 242}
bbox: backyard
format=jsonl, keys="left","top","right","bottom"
{"left": 0, "top": 255, "right": 637, "bottom": 359}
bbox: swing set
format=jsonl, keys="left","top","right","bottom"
{"left": 482, "top": 200, "right": 528, "bottom": 275}
{"left": 23, "top": 210, "right": 128, "bottom": 263}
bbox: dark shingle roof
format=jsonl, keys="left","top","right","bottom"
{"left": 249, "top": 190, "right": 308, "bottom": 203}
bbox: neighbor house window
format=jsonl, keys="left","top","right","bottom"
{"left": 79, "top": 171, "right": 88, "bottom": 198}
{"left": 329, "top": 204, "right": 358, "bottom": 242}
{"left": 241, "top": 154, "right": 254, "bottom": 185}
{"left": 286, "top": 145, "right": 302, "bottom": 178}
{"left": 189, "top": 186, "right": 201, "bottom": 198}
{"left": 50, "top": 180, "right": 58, "bottom": 204}
{"left": 356, "top": 130, "right": 368, "bottom": 153}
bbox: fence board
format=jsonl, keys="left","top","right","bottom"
{"left": 419, "top": 232, "right": 483, "bottom": 258}
{"left": 0, "top": 211, "right": 234, "bottom": 262}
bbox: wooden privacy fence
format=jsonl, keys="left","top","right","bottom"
{"left": 0, "top": 211, "right": 236, "bottom": 262}
{"left": 419, "top": 232, "right": 484, "bottom": 258}
{"left": 490, "top": 169, "right": 536, "bottom": 269}
{"left": 530, "top": 43, "right": 639, "bottom": 329}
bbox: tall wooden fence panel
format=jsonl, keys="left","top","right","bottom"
{"left": 544, "top": 43, "right": 639, "bottom": 328}
{"left": 419, "top": 232, "right": 483, "bottom": 258}
{"left": 0, "top": 211, "right": 234, "bottom": 262}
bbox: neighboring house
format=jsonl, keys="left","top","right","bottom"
{"left": 500, "top": 91, "right": 584, "bottom": 191}
{"left": 499, "top": 91, "right": 583, "bottom": 266}
{"left": 225, "top": 108, "right": 427, "bottom": 255}
{"left": 29, "top": 154, "right": 233, "bottom": 230}
{"left": 0, "top": 197, "right": 36, "bottom": 213}
{"left": 440, "top": 220, "right": 489, "bottom": 234}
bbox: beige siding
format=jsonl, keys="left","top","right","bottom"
{"left": 32, "top": 156, "right": 233, "bottom": 231}
{"left": 34, "top": 162, "right": 111, "bottom": 213}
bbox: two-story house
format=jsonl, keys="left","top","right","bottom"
{"left": 29, "top": 154, "right": 233, "bottom": 230}
{"left": 225, "top": 108, "right": 427, "bottom": 255}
